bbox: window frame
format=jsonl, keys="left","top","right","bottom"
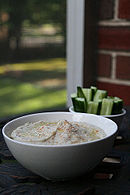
{"left": 66, "top": 0, "right": 85, "bottom": 107}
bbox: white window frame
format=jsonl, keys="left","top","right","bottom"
{"left": 67, "top": 0, "right": 85, "bottom": 107}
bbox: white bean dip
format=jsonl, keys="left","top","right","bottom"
{"left": 11, "top": 120, "right": 106, "bottom": 145}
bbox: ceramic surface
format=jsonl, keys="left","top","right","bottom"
{"left": 69, "top": 106, "right": 126, "bottom": 129}
{"left": 2, "top": 112, "right": 118, "bottom": 180}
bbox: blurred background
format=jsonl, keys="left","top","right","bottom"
{"left": 0, "top": 0, "right": 130, "bottom": 119}
{"left": 0, "top": 0, "right": 67, "bottom": 118}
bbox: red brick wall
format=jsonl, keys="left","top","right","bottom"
{"left": 97, "top": 0, "right": 130, "bottom": 105}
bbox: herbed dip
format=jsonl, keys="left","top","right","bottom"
{"left": 11, "top": 120, "right": 106, "bottom": 145}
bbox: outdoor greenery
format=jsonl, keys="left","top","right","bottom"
{"left": 0, "top": 58, "right": 66, "bottom": 118}
{"left": 0, "top": 1, "right": 66, "bottom": 118}
{"left": 0, "top": 0, "right": 66, "bottom": 52}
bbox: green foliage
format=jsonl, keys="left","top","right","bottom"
{"left": 0, "top": 0, "right": 66, "bottom": 32}
{"left": 0, "top": 58, "right": 66, "bottom": 117}
{"left": 0, "top": 0, "right": 66, "bottom": 49}
{"left": 0, "top": 78, "right": 66, "bottom": 117}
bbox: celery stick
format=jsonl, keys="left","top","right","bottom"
{"left": 71, "top": 93, "right": 77, "bottom": 99}
{"left": 106, "top": 96, "right": 123, "bottom": 114}
{"left": 112, "top": 100, "right": 119, "bottom": 114}
{"left": 87, "top": 101, "right": 99, "bottom": 114}
{"left": 77, "top": 86, "right": 84, "bottom": 98}
{"left": 112, "top": 97, "right": 123, "bottom": 114}
{"left": 97, "top": 100, "right": 102, "bottom": 115}
{"left": 71, "top": 93, "right": 77, "bottom": 111}
{"left": 107, "top": 96, "right": 114, "bottom": 99}
{"left": 73, "top": 97, "right": 86, "bottom": 112}
{"left": 100, "top": 98, "right": 113, "bottom": 115}
{"left": 93, "top": 89, "right": 107, "bottom": 101}
{"left": 77, "top": 86, "right": 92, "bottom": 101}
{"left": 91, "top": 86, "right": 97, "bottom": 100}
{"left": 82, "top": 88, "right": 92, "bottom": 102}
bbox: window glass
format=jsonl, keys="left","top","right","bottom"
{"left": 0, "top": 0, "right": 66, "bottom": 118}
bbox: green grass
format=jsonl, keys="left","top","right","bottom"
{"left": 0, "top": 58, "right": 67, "bottom": 118}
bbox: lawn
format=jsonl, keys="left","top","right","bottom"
{"left": 0, "top": 58, "right": 67, "bottom": 118}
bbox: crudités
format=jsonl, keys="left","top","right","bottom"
{"left": 71, "top": 86, "right": 123, "bottom": 115}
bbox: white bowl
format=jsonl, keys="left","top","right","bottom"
{"left": 2, "top": 112, "right": 117, "bottom": 180}
{"left": 69, "top": 106, "right": 126, "bottom": 129}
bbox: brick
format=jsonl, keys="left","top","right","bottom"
{"left": 98, "top": 27, "right": 130, "bottom": 50}
{"left": 116, "top": 56, "right": 130, "bottom": 80}
{"left": 97, "top": 54, "right": 112, "bottom": 77}
{"left": 119, "top": 0, "right": 130, "bottom": 19}
{"left": 99, "top": 0, "right": 114, "bottom": 20}
{"left": 97, "top": 81, "right": 130, "bottom": 105}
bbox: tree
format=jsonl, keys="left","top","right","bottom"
{"left": 0, "top": 0, "right": 66, "bottom": 52}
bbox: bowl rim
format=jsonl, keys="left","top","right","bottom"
{"left": 2, "top": 112, "right": 118, "bottom": 148}
{"left": 69, "top": 106, "right": 126, "bottom": 118}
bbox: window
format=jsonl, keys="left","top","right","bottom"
{"left": 0, "top": 0, "right": 66, "bottom": 118}
{"left": 67, "top": 0, "right": 85, "bottom": 106}
{"left": 0, "top": 0, "right": 85, "bottom": 118}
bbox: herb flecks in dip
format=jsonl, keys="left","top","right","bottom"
{"left": 11, "top": 120, "right": 106, "bottom": 145}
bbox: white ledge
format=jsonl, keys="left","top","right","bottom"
{"left": 98, "top": 20, "right": 130, "bottom": 26}
{"left": 97, "top": 77, "right": 130, "bottom": 86}
{"left": 98, "top": 50, "right": 130, "bottom": 56}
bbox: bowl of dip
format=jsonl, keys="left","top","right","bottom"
{"left": 69, "top": 106, "right": 126, "bottom": 129}
{"left": 2, "top": 112, "right": 118, "bottom": 180}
